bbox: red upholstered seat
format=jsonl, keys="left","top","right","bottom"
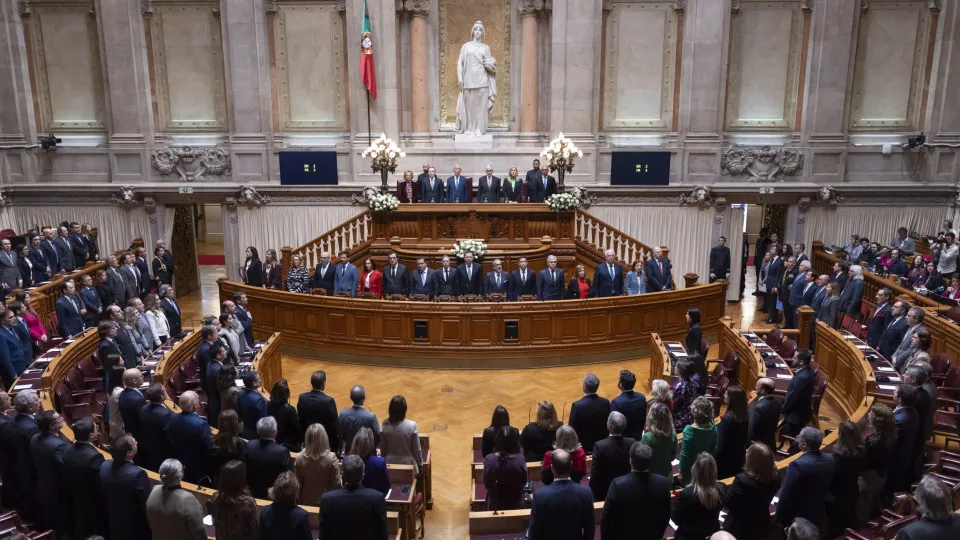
{"left": 778, "top": 339, "right": 798, "bottom": 361}
{"left": 930, "top": 353, "right": 951, "bottom": 385}
{"left": 810, "top": 372, "right": 828, "bottom": 429}
{"left": 54, "top": 384, "right": 92, "bottom": 424}
{"left": 705, "top": 376, "right": 729, "bottom": 417}
{"left": 764, "top": 327, "right": 783, "bottom": 348}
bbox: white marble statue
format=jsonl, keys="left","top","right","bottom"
{"left": 456, "top": 20, "right": 497, "bottom": 136}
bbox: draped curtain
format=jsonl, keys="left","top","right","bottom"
{"left": 726, "top": 206, "right": 746, "bottom": 302}
{"left": 6, "top": 205, "right": 156, "bottom": 255}
{"left": 803, "top": 205, "right": 950, "bottom": 250}
{"left": 585, "top": 206, "right": 715, "bottom": 288}
{"left": 237, "top": 205, "right": 366, "bottom": 254}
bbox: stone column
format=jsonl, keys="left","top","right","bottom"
{"left": 0, "top": 2, "right": 34, "bottom": 145}
{"left": 927, "top": 0, "right": 960, "bottom": 141}
{"left": 221, "top": 202, "right": 242, "bottom": 282}
{"left": 96, "top": 0, "right": 152, "bottom": 144}
{"left": 518, "top": 0, "right": 542, "bottom": 138}
{"left": 677, "top": 0, "right": 730, "bottom": 141}
{"left": 802, "top": 0, "right": 858, "bottom": 143}
{"left": 406, "top": 1, "right": 429, "bottom": 136}
{"left": 548, "top": 0, "right": 602, "bottom": 136}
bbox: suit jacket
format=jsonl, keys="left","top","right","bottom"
{"left": 593, "top": 263, "right": 624, "bottom": 297}
{"left": 818, "top": 297, "right": 841, "bottom": 329}
{"left": 782, "top": 366, "right": 815, "bottom": 428}
{"left": 0, "top": 327, "right": 26, "bottom": 376}
{"left": 118, "top": 388, "right": 147, "bottom": 441}
{"left": 801, "top": 283, "right": 819, "bottom": 307}
{"left": 206, "top": 360, "right": 223, "bottom": 426}
{"left": 500, "top": 177, "right": 524, "bottom": 202}
{"left": 865, "top": 303, "right": 893, "bottom": 348}
{"left": 113, "top": 325, "right": 140, "bottom": 368}
{"left": 810, "top": 286, "right": 828, "bottom": 314}
{"left": 259, "top": 503, "right": 312, "bottom": 540}
{"left": 246, "top": 438, "right": 293, "bottom": 498}
{"left": 338, "top": 405, "right": 380, "bottom": 453}
{"left": 527, "top": 479, "right": 595, "bottom": 540}
{"left": 0, "top": 414, "right": 21, "bottom": 511}
{"left": 454, "top": 262, "right": 483, "bottom": 296}
{"left": 62, "top": 442, "right": 106, "bottom": 539}
{"left": 55, "top": 236, "right": 76, "bottom": 271}
{"left": 135, "top": 258, "right": 150, "bottom": 294}
{"left": 645, "top": 257, "right": 673, "bottom": 292}
{"left": 166, "top": 411, "right": 211, "bottom": 484}
{"left": 138, "top": 403, "right": 174, "bottom": 471}
{"left": 482, "top": 270, "right": 510, "bottom": 297}
{"left": 888, "top": 259, "right": 908, "bottom": 277}
{"left": 28, "top": 244, "right": 50, "bottom": 282}
{"left": 529, "top": 173, "right": 558, "bottom": 203}
{"left": 780, "top": 267, "right": 799, "bottom": 305}
{"left": 839, "top": 278, "right": 864, "bottom": 315}
{"left": 893, "top": 323, "right": 926, "bottom": 368}
{"left": 55, "top": 294, "right": 85, "bottom": 337}
{"left": 320, "top": 485, "right": 389, "bottom": 540}
{"left": 477, "top": 176, "right": 500, "bottom": 203}
{"left": 13, "top": 319, "right": 33, "bottom": 366}
{"left": 432, "top": 266, "right": 456, "bottom": 297}
{"left": 162, "top": 298, "right": 183, "bottom": 336}
{"left": 409, "top": 268, "right": 437, "bottom": 298}
{"left": 776, "top": 451, "right": 834, "bottom": 528}
{"left": 99, "top": 459, "right": 152, "bottom": 540}
{"left": 887, "top": 406, "right": 919, "bottom": 492}
{"left": 119, "top": 265, "right": 141, "bottom": 301}
{"left": 878, "top": 316, "right": 908, "bottom": 359}
{"left": 709, "top": 246, "right": 731, "bottom": 281}
{"left": 723, "top": 472, "right": 781, "bottom": 540}
{"left": 895, "top": 515, "right": 960, "bottom": 540}
{"left": 311, "top": 264, "right": 336, "bottom": 294}
{"left": 29, "top": 430, "right": 69, "bottom": 525}
{"left": 590, "top": 435, "right": 636, "bottom": 501}
{"left": 789, "top": 275, "right": 808, "bottom": 307}
{"left": 0, "top": 249, "right": 21, "bottom": 292}
{"left": 601, "top": 471, "right": 671, "bottom": 540}
{"left": 747, "top": 396, "right": 782, "bottom": 451}
{"left": 70, "top": 233, "right": 89, "bottom": 263}
{"left": 14, "top": 257, "right": 31, "bottom": 289}
{"left": 537, "top": 268, "right": 565, "bottom": 301}
{"left": 237, "top": 387, "right": 269, "bottom": 440}
{"left": 509, "top": 268, "right": 537, "bottom": 300}
{"left": 40, "top": 239, "right": 61, "bottom": 274}
{"left": 396, "top": 179, "right": 422, "bottom": 203}
{"left": 80, "top": 286, "right": 102, "bottom": 327}
{"left": 764, "top": 257, "right": 784, "bottom": 293}
{"left": 297, "top": 389, "right": 340, "bottom": 452}
{"left": 106, "top": 267, "right": 127, "bottom": 306}
{"left": 420, "top": 176, "right": 445, "bottom": 203}
{"left": 570, "top": 394, "right": 612, "bottom": 453}
{"left": 444, "top": 176, "right": 472, "bottom": 203}
{"left": 381, "top": 264, "right": 410, "bottom": 296}
{"left": 333, "top": 263, "right": 359, "bottom": 297}
{"left": 610, "top": 391, "right": 647, "bottom": 440}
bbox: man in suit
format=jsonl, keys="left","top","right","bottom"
{"left": 55, "top": 280, "right": 86, "bottom": 337}
{"left": 569, "top": 373, "right": 611, "bottom": 453}
{"left": 537, "top": 255, "right": 565, "bottom": 301}
{"left": 454, "top": 251, "right": 483, "bottom": 297}
{"left": 29, "top": 410, "right": 70, "bottom": 534}
{"left": 781, "top": 350, "right": 816, "bottom": 436}
{"left": 887, "top": 384, "right": 920, "bottom": 494}
{"left": 786, "top": 261, "right": 810, "bottom": 329}
{"left": 763, "top": 247, "right": 784, "bottom": 323}
{"left": 160, "top": 285, "right": 183, "bottom": 336}
{"left": 593, "top": 249, "right": 625, "bottom": 297}
{"left": 709, "top": 236, "right": 731, "bottom": 283}
{"left": 312, "top": 251, "right": 336, "bottom": 294}
{"left": 196, "top": 324, "right": 219, "bottom": 391}
{"left": 99, "top": 434, "right": 152, "bottom": 540}
{"left": 68, "top": 222, "right": 89, "bottom": 264}
{"left": 105, "top": 255, "right": 128, "bottom": 306}
{"left": 106, "top": 306, "right": 141, "bottom": 368}
{"left": 156, "top": 239, "right": 175, "bottom": 279}
{"left": 0, "top": 238, "right": 22, "bottom": 303}
{"left": 865, "top": 288, "right": 893, "bottom": 348}
{"left": 477, "top": 165, "right": 500, "bottom": 203}
{"left": 409, "top": 257, "right": 437, "bottom": 299}
{"left": 246, "top": 416, "right": 294, "bottom": 498}
{"left": 886, "top": 248, "right": 908, "bottom": 277}
{"left": 134, "top": 247, "right": 150, "bottom": 295}
{"left": 118, "top": 253, "right": 141, "bottom": 301}
{"left": 334, "top": 249, "right": 359, "bottom": 297}
{"left": 891, "top": 227, "right": 916, "bottom": 255}
{"left": 526, "top": 449, "right": 595, "bottom": 540}
{"left": 878, "top": 301, "right": 909, "bottom": 359}
{"left": 748, "top": 378, "right": 782, "bottom": 451}
{"left": 794, "top": 243, "right": 809, "bottom": 266}
{"left": 433, "top": 255, "right": 457, "bottom": 297}
{"left": 421, "top": 166, "right": 445, "bottom": 203}
{"left": 0, "top": 321, "right": 15, "bottom": 389}
{"left": 510, "top": 256, "right": 537, "bottom": 300}
{"left": 501, "top": 166, "right": 524, "bottom": 202}
{"left": 98, "top": 320, "right": 123, "bottom": 367}
{"left": 892, "top": 307, "right": 927, "bottom": 371}
{"left": 118, "top": 369, "right": 147, "bottom": 450}
{"left": 775, "top": 427, "right": 834, "bottom": 535}
{"left": 601, "top": 442, "right": 672, "bottom": 540}
{"left": 338, "top": 385, "right": 380, "bottom": 453}
{"left": 799, "top": 271, "right": 819, "bottom": 307}
{"left": 382, "top": 252, "right": 410, "bottom": 297}
{"left": 320, "top": 454, "right": 388, "bottom": 540}
{"left": 12, "top": 390, "right": 41, "bottom": 522}
{"left": 166, "top": 391, "right": 211, "bottom": 484}
{"left": 238, "top": 371, "right": 269, "bottom": 439}
{"left": 445, "top": 164, "right": 471, "bottom": 203}
{"left": 0, "top": 309, "right": 26, "bottom": 378}
{"left": 62, "top": 417, "right": 107, "bottom": 539}
{"left": 590, "top": 411, "right": 635, "bottom": 501}
{"left": 904, "top": 366, "right": 933, "bottom": 481}
{"left": 54, "top": 226, "right": 76, "bottom": 272}
{"left": 525, "top": 158, "right": 542, "bottom": 187}
{"left": 645, "top": 246, "right": 673, "bottom": 292}
{"left": 416, "top": 162, "right": 430, "bottom": 184}
{"left": 610, "top": 369, "right": 646, "bottom": 440}
{"left": 78, "top": 274, "right": 102, "bottom": 327}
{"left": 297, "top": 370, "right": 340, "bottom": 452}
{"left": 138, "top": 383, "right": 173, "bottom": 471}
{"left": 810, "top": 275, "right": 829, "bottom": 314}
{"left": 9, "top": 303, "right": 34, "bottom": 363}
{"left": 530, "top": 164, "right": 557, "bottom": 203}
{"left": 0, "top": 392, "right": 21, "bottom": 513}
{"left": 895, "top": 475, "right": 960, "bottom": 539}
{"left": 232, "top": 290, "right": 254, "bottom": 346}
{"left": 27, "top": 235, "right": 51, "bottom": 283}
{"left": 41, "top": 227, "right": 62, "bottom": 271}
{"left": 482, "top": 258, "right": 510, "bottom": 298}
{"left": 778, "top": 256, "right": 799, "bottom": 328}
{"left": 205, "top": 342, "right": 227, "bottom": 428}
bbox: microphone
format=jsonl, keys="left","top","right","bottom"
{"left": 560, "top": 402, "right": 567, "bottom": 423}
{"left": 528, "top": 407, "right": 532, "bottom": 425}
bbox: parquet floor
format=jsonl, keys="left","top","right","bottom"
{"left": 179, "top": 253, "right": 840, "bottom": 540}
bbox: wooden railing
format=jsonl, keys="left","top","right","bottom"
{"left": 285, "top": 211, "right": 375, "bottom": 270}
{"left": 574, "top": 209, "right": 664, "bottom": 267}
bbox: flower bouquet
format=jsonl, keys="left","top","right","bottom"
{"left": 546, "top": 192, "right": 581, "bottom": 212}
{"left": 450, "top": 239, "right": 488, "bottom": 260}
{"left": 366, "top": 190, "right": 400, "bottom": 213}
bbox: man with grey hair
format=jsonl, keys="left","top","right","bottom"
{"left": 601, "top": 442, "right": 672, "bottom": 539}
{"left": 878, "top": 300, "right": 909, "bottom": 359}
{"left": 454, "top": 251, "right": 482, "bottom": 297}
{"left": 594, "top": 248, "right": 625, "bottom": 297}
{"left": 570, "top": 373, "right": 611, "bottom": 453}
{"left": 896, "top": 475, "right": 960, "bottom": 538}
{"left": 537, "top": 254, "right": 565, "bottom": 300}
{"left": 645, "top": 246, "right": 673, "bottom": 292}
{"left": 904, "top": 365, "right": 934, "bottom": 480}
{"left": 892, "top": 307, "right": 927, "bottom": 372}
{"left": 320, "top": 454, "right": 388, "bottom": 539}
{"left": 810, "top": 274, "right": 830, "bottom": 313}
{"left": 311, "top": 251, "right": 335, "bottom": 296}
{"left": 338, "top": 385, "right": 380, "bottom": 453}
{"left": 482, "top": 258, "right": 509, "bottom": 297}
{"left": 166, "top": 390, "right": 211, "bottom": 484}
{"left": 246, "top": 416, "right": 293, "bottom": 498}
{"left": 445, "top": 164, "right": 470, "bottom": 203}
{"left": 527, "top": 448, "right": 594, "bottom": 539}
{"left": 776, "top": 426, "right": 834, "bottom": 536}
{"left": 410, "top": 256, "right": 437, "bottom": 299}
{"left": 866, "top": 288, "right": 894, "bottom": 348}
{"left": 477, "top": 164, "right": 500, "bottom": 203}
{"left": 104, "top": 254, "right": 127, "bottom": 306}
{"left": 146, "top": 459, "right": 206, "bottom": 540}
{"left": 590, "top": 411, "right": 635, "bottom": 501}
{"left": 12, "top": 389, "right": 40, "bottom": 522}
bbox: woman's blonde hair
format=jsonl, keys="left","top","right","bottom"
{"left": 691, "top": 396, "right": 714, "bottom": 425}
{"left": 349, "top": 426, "right": 376, "bottom": 458}
{"left": 123, "top": 306, "right": 140, "bottom": 327}
{"left": 691, "top": 452, "right": 721, "bottom": 508}
{"left": 301, "top": 423, "right": 331, "bottom": 461}
{"left": 553, "top": 424, "right": 581, "bottom": 452}
{"left": 536, "top": 401, "right": 560, "bottom": 431}
{"left": 645, "top": 402, "right": 674, "bottom": 438}
{"left": 650, "top": 379, "right": 673, "bottom": 403}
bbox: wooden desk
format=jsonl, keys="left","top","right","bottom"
{"left": 813, "top": 321, "right": 876, "bottom": 418}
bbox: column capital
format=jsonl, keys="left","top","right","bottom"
{"left": 402, "top": 0, "right": 428, "bottom": 17}
{"left": 518, "top": 0, "right": 546, "bottom": 16}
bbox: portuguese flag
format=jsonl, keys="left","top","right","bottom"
{"left": 360, "top": 0, "right": 377, "bottom": 99}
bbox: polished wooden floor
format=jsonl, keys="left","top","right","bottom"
{"left": 179, "top": 247, "right": 837, "bottom": 539}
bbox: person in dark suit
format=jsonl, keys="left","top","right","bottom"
{"left": 878, "top": 301, "right": 909, "bottom": 359}
{"left": 0, "top": 309, "right": 26, "bottom": 378}
{"left": 105, "top": 255, "right": 128, "bottom": 306}
{"left": 160, "top": 285, "right": 183, "bottom": 336}
{"left": 246, "top": 416, "right": 294, "bottom": 498}
{"left": 55, "top": 280, "right": 86, "bottom": 337}
{"left": 138, "top": 383, "right": 174, "bottom": 471}
{"left": 99, "top": 434, "right": 152, "bottom": 540}
{"left": 237, "top": 371, "right": 269, "bottom": 439}
{"left": 320, "top": 454, "right": 388, "bottom": 540}
{"left": 310, "top": 252, "right": 336, "bottom": 294}
{"left": 78, "top": 274, "right": 102, "bottom": 327}
{"left": 788, "top": 265, "right": 811, "bottom": 314}
{"left": 420, "top": 166, "right": 445, "bottom": 203}
{"left": 9, "top": 303, "right": 34, "bottom": 364}
{"left": 779, "top": 256, "right": 799, "bottom": 328}
{"left": 524, "top": 158, "right": 542, "bottom": 186}
{"left": 409, "top": 257, "right": 437, "bottom": 299}
{"left": 894, "top": 475, "right": 960, "bottom": 539}
{"left": 715, "top": 386, "right": 750, "bottom": 479}
{"left": 338, "top": 385, "right": 380, "bottom": 453}
{"left": 15, "top": 244, "right": 33, "bottom": 289}
{"left": 98, "top": 321, "right": 124, "bottom": 373}
{"left": 0, "top": 319, "right": 17, "bottom": 388}
{"left": 500, "top": 167, "right": 524, "bottom": 202}
{"left": 433, "top": 255, "right": 457, "bottom": 297}
{"left": 886, "top": 384, "right": 920, "bottom": 494}
{"left": 62, "top": 417, "right": 107, "bottom": 540}
{"left": 118, "top": 253, "right": 142, "bottom": 301}
{"left": 54, "top": 226, "right": 76, "bottom": 272}
{"left": 27, "top": 235, "right": 51, "bottom": 282}
{"left": 395, "top": 170, "right": 421, "bottom": 203}
{"left": 242, "top": 246, "right": 263, "bottom": 287}
{"left": 865, "top": 288, "right": 893, "bottom": 348}
{"left": 529, "top": 164, "right": 558, "bottom": 203}
{"left": 672, "top": 453, "right": 727, "bottom": 540}
{"left": 39, "top": 227, "right": 61, "bottom": 274}
{"left": 763, "top": 248, "right": 784, "bottom": 323}
{"left": 445, "top": 165, "right": 471, "bottom": 203}
{"left": 589, "top": 411, "right": 635, "bottom": 501}
{"left": 107, "top": 306, "right": 141, "bottom": 368}
{"left": 781, "top": 350, "right": 816, "bottom": 436}
{"left": 709, "top": 236, "right": 731, "bottom": 283}
{"left": 416, "top": 162, "right": 430, "bottom": 185}
{"left": 775, "top": 427, "right": 834, "bottom": 536}
{"left": 886, "top": 249, "right": 908, "bottom": 277}
{"left": 12, "top": 390, "right": 41, "bottom": 523}
{"left": 610, "top": 370, "right": 646, "bottom": 440}
{"left": 296, "top": 370, "right": 340, "bottom": 452}
{"left": 509, "top": 256, "right": 537, "bottom": 300}
{"left": 381, "top": 252, "right": 410, "bottom": 297}
{"left": 526, "top": 449, "right": 595, "bottom": 540}
{"left": 67, "top": 222, "right": 89, "bottom": 264}
{"left": 569, "top": 373, "right": 611, "bottom": 453}
{"left": 537, "top": 255, "right": 565, "bottom": 301}
{"left": 477, "top": 166, "right": 500, "bottom": 203}
{"left": 482, "top": 258, "right": 510, "bottom": 298}
{"left": 134, "top": 247, "right": 151, "bottom": 295}
{"left": 29, "top": 410, "right": 70, "bottom": 534}
{"left": 259, "top": 472, "right": 313, "bottom": 540}
{"left": 747, "top": 378, "right": 781, "bottom": 452}
{"left": 645, "top": 247, "right": 673, "bottom": 292}
{"left": 454, "top": 251, "right": 483, "bottom": 297}
{"left": 839, "top": 265, "right": 866, "bottom": 319}
{"left": 205, "top": 341, "right": 227, "bottom": 428}
{"left": 196, "top": 324, "right": 219, "bottom": 391}
{"left": 334, "top": 249, "right": 360, "bottom": 297}
{"left": 118, "top": 368, "right": 147, "bottom": 450}
{"left": 723, "top": 442, "right": 781, "bottom": 540}
{"left": 593, "top": 249, "right": 625, "bottom": 297}
{"left": 0, "top": 392, "right": 22, "bottom": 513}
{"left": 166, "top": 391, "right": 212, "bottom": 484}
{"left": 809, "top": 274, "right": 829, "bottom": 313}
{"left": 685, "top": 307, "right": 703, "bottom": 356}
{"left": 800, "top": 272, "right": 820, "bottom": 307}
{"left": 601, "top": 442, "right": 672, "bottom": 540}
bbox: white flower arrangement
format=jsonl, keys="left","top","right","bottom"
{"left": 450, "top": 239, "right": 488, "bottom": 260}
{"left": 546, "top": 192, "right": 581, "bottom": 212}
{"left": 366, "top": 190, "right": 399, "bottom": 213}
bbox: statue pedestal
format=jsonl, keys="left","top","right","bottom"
{"left": 454, "top": 133, "right": 494, "bottom": 149}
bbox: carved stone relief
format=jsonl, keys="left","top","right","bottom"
{"left": 235, "top": 186, "right": 271, "bottom": 208}
{"left": 720, "top": 146, "right": 804, "bottom": 182}
{"left": 679, "top": 186, "right": 726, "bottom": 210}
{"left": 151, "top": 146, "right": 232, "bottom": 182}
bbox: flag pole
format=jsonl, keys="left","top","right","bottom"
{"left": 367, "top": 91, "right": 372, "bottom": 146}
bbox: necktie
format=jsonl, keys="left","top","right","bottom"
{"left": 68, "top": 296, "right": 79, "bottom": 314}
{"left": 444, "top": 269, "right": 448, "bottom": 281}
{"left": 496, "top": 273, "right": 501, "bottom": 287}
{"left": 521, "top": 270, "right": 526, "bottom": 284}
{"left": 340, "top": 265, "right": 345, "bottom": 277}
{"left": 551, "top": 270, "right": 556, "bottom": 283}
{"left": 6, "top": 252, "right": 12, "bottom": 265}
{"left": 609, "top": 264, "right": 614, "bottom": 279}
{"left": 467, "top": 267, "right": 472, "bottom": 281}
{"left": 658, "top": 260, "right": 663, "bottom": 274}
{"left": 170, "top": 300, "right": 179, "bottom": 315}
{"left": 321, "top": 265, "right": 327, "bottom": 277}
{"left": 392, "top": 266, "right": 397, "bottom": 278}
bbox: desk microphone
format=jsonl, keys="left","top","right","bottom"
{"left": 560, "top": 402, "right": 567, "bottom": 423}
{"left": 528, "top": 407, "right": 532, "bottom": 425}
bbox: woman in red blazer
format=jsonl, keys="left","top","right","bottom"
{"left": 15, "top": 291, "right": 48, "bottom": 344}
{"left": 359, "top": 258, "right": 383, "bottom": 298}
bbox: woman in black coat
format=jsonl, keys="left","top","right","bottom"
{"left": 714, "top": 386, "right": 749, "bottom": 479}
{"left": 242, "top": 246, "right": 263, "bottom": 286}
{"left": 16, "top": 244, "right": 33, "bottom": 288}
{"left": 723, "top": 442, "right": 781, "bottom": 540}
{"left": 685, "top": 307, "right": 703, "bottom": 355}
{"left": 827, "top": 420, "right": 866, "bottom": 536}
{"left": 672, "top": 453, "right": 726, "bottom": 540}
{"left": 481, "top": 405, "right": 518, "bottom": 457}
{"left": 267, "top": 379, "right": 303, "bottom": 452}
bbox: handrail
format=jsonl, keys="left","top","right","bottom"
{"left": 574, "top": 209, "right": 665, "bottom": 267}
{"left": 289, "top": 211, "right": 375, "bottom": 269}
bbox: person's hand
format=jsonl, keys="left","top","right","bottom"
{"left": 771, "top": 288, "right": 778, "bottom": 294}
{"left": 80, "top": 308, "right": 86, "bottom": 315}
{"left": 97, "top": 307, "right": 102, "bottom": 314}
{"left": 710, "top": 273, "right": 716, "bottom": 279}
{"left": 41, "top": 335, "right": 48, "bottom": 342}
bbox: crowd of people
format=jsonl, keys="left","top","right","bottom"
{"left": 392, "top": 160, "right": 559, "bottom": 204}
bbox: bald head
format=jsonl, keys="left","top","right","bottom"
{"left": 350, "top": 385, "right": 366, "bottom": 405}
{"left": 550, "top": 448, "right": 572, "bottom": 477}
{"left": 122, "top": 368, "right": 143, "bottom": 389}
{"left": 179, "top": 391, "right": 199, "bottom": 412}
{"left": 756, "top": 377, "right": 775, "bottom": 396}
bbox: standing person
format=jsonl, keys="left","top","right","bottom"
{"left": 894, "top": 475, "right": 960, "bottom": 539}
{"left": 569, "top": 373, "right": 612, "bottom": 453}
{"left": 565, "top": 264, "right": 595, "bottom": 300}
{"left": 286, "top": 255, "right": 309, "bottom": 293}
{"left": 529, "top": 164, "right": 557, "bottom": 203}
{"left": 258, "top": 472, "right": 312, "bottom": 540}
{"left": 99, "top": 434, "right": 152, "bottom": 540}
{"left": 541, "top": 425, "right": 588, "bottom": 485}
{"left": 714, "top": 386, "right": 749, "bottom": 479}
{"left": 685, "top": 307, "right": 703, "bottom": 356}
{"left": 500, "top": 166, "right": 524, "bottom": 202}
{"left": 29, "top": 410, "right": 70, "bottom": 535}
{"left": 15, "top": 243, "right": 33, "bottom": 289}
{"left": 27, "top": 235, "right": 50, "bottom": 283}
{"left": 167, "top": 391, "right": 212, "bottom": 484}
{"left": 296, "top": 370, "right": 340, "bottom": 453}
{"left": 781, "top": 350, "right": 816, "bottom": 436}
{"left": 241, "top": 247, "right": 263, "bottom": 286}
{"left": 679, "top": 396, "right": 718, "bottom": 485}
{"left": 593, "top": 249, "right": 624, "bottom": 297}
{"left": 536, "top": 255, "right": 565, "bottom": 300}
{"left": 55, "top": 280, "right": 86, "bottom": 337}
{"left": 482, "top": 426, "right": 527, "bottom": 510}
{"left": 294, "top": 424, "right": 341, "bottom": 506}
{"left": 320, "top": 455, "right": 388, "bottom": 540}
{"left": 709, "top": 236, "right": 731, "bottom": 283}
{"left": 886, "top": 385, "right": 920, "bottom": 495}
{"left": 509, "top": 256, "right": 538, "bottom": 300}
{"left": 747, "top": 378, "right": 781, "bottom": 452}
{"left": 519, "top": 400, "right": 562, "bottom": 463}
{"left": 763, "top": 247, "right": 783, "bottom": 324}
{"left": 454, "top": 251, "right": 482, "bottom": 297}
{"left": 477, "top": 165, "right": 500, "bottom": 203}
{"left": 672, "top": 453, "right": 726, "bottom": 540}
{"left": 138, "top": 383, "right": 175, "bottom": 471}
{"left": 263, "top": 249, "right": 283, "bottom": 290}
{"left": 839, "top": 265, "right": 865, "bottom": 321}
{"left": 396, "top": 170, "right": 421, "bottom": 203}
{"left": 723, "top": 443, "right": 781, "bottom": 540}
{"left": 0, "top": 238, "right": 22, "bottom": 305}
{"left": 382, "top": 252, "right": 410, "bottom": 297}
{"left": 237, "top": 371, "right": 269, "bottom": 439}
{"left": 246, "top": 417, "right": 294, "bottom": 499}
{"left": 645, "top": 247, "right": 673, "bottom": 292}
{"left": 213, "top": 461, "right": 260, "bottom": 540}
{"left": 481, "top": 405, "right": 517, "bottom": 457}
{"left": 640, "top": 402, "right": 677, "bottom": 479}
{"left": 379, "top": 395, "right": 423, "bottom": 473}
{"left": 754, "top": 228, "right": 771, "bottom": 293}
{"left": 778, "top": 255, "right": 799, "bottom": 328}
{"left": 590, "top": 411, "right": 636, "bottom": 501}
{"left": 358, "top": 258, "right": 383, "bottom": 298}
{"left": 444, "top": 164, "right": 471, "bottom": 203}
{"left": 159, "top": 285, "right": 182, "bottom": 336}
{"left": 233, "top": 291, "right": 254, "bottom": 347}
{"left": 268, "top": 379, "right": 303, "bottom": 451}
{"left": 775, "top": 427, "right": 835, "bottom": 536}
{"left": 61, "top": 417, "right": 107, "bottom": 540}
{"left": 601, "top": 442, "right": 673, "bottom": 540}
{"left": 482, "top": 258, "right": 511, "bottom": 298}
{"left": 817, "top": 281, "right": 841, "bottom": 329}
{"left": 144, "top": 293, "right": 170, "bottom": 347}
{"left": 333, "top": 249, "right": 359, "bottom": 297}
{"left": 338, "top": 385, "right": 380, "bottom": 453}
{"left": 625, "top": 260, "right": 646, "bottom": 295}
{"left": 937, "top": 232, "right": 958, "bottom": 275}
{"left": 311, "top": 252, "right": 335, "bottom": 295}
{"left": 146, "top": 459, "right": 207, "bottom": 540}
{"left": 409, "top": 257, "right": 437, "bottom": 299}
{"left": 827, "top": 420, "right": 866, "bottom": 537}
{"left": 420, "top": 166, "right": 445, "bottom": 203}
{"left": 611, "top": 369, "right": 647, "bottom": 440}
{"left": 526, "top": 449, "right": 595, "bottom": 540}
{"left": 152, "top": 246, "right": 173, "bottom": 286}
{"left": 350, "top": 427, "right": 389, "bottom": 495}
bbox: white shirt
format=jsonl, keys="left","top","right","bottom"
{"left": 145, "top": 309, "right": 170, "bottom": 346}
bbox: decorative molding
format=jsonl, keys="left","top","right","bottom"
{"left": 731, "top": 0, "right": 741, "bottom": 13}
{"left": 519, "top": 0, "right": 545, "bottom": 15}
{"left": 720, "top": 146, "right": 805, "bottom": 182}
{"left": 265, "top": 0, "right": 277, "bottom": 14}
{"left": 234, "top": 186, "right": 271, "bottom": 208}
{"left": 141, "top": 0, "right": 153, "bottom": 15}
{"left": 335, "top": 0, "right": 346, "bottom": 12}
{"left": 801, "top": 0, "right": 813, "bottom": 12}
{"left": 151, "top": 146, "right": 232, "bottom": 182}
{"left": 19, "top": 0, "right": 31, "bottom": 16}
{"left": 816, "top": 185, "right": 843, "bottom": 206}
{"left": 860, "top": 0, "right": 868, "bottom": 10}
{"left": 601, "top": 1, "right": 613, "bottom": 14}
{"left": 0, "top": 190, "right": 9, "bottom": 207}
{"left": 111, "top": 186, "right": 142, "bottom": 208}
{"left": 928, "top": 0, "right": 941, "bottom": 12}
{"left": 673, "top": 0, "right": 687, "bottom": 12}
{"left": 679, "top": 186, "right": 727, "bottom": 210}
{"left": 403, "top": 0, "right": 428, "bottom": 16}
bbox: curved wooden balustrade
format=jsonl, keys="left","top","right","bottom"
{"left": 219, "top": 278, "right": 728, "bottom": 368}
{"left": 574, "top": 209, "right": 661, "bottom": 266}
{"left": 287, "top": 211, "right": 375, "bottom": 270}
{"left": 812, "top": 321, "right": 876, "bottom": 418}
{"left": 924, "top": 306, "right": 960, "bottom": 361}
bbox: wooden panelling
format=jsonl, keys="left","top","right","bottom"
{"left": 811, "top": 242, "right": 938, "bottom": 308}
{"left": 813, "top": 321, "right": 875, "bottom": 419}
{"left": 924, "top": 308, "right": 960, "bottom": 361}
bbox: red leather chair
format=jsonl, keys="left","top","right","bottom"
{"left": 930, "top": 353, "right": 951, "bottom": 385}
{"left": 843, "top": 513, "right": 917, "bottom": 539}
{"left": 810, "top": 372, "right": 828, "bottom": 429}
{"left": 705, "top": 376, "right": 729, "bottom": 417}
{"left": 706, "top": 351, "right": 738, "bottom": 380}
{"left": 77, "top": 356, "right": 104, "bottom": 391}
{"left": 764, "top": 327, "right": 784, "bottom": 348}
{"left": 779, "top": 339, "right": 798, "bottom": 361}
{"left": 54, "top": 384, "right": 93, "bottom": 425}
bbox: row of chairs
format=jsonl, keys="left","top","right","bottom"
{"left": 0, "top": 510, "right": 52, "bottom": 539}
